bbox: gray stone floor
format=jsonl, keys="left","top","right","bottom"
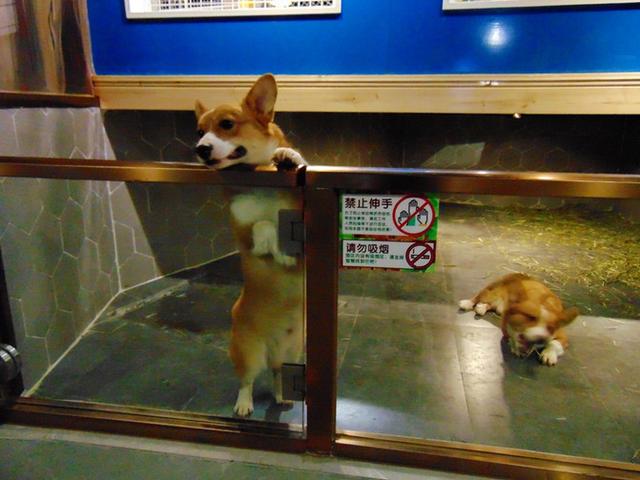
{"left": 31, "top": 204, "right": 640, "bottom": 464}
{"left": 34, "top": 255, "right": 304, "bottom": 425}
{"left": 0, "top": 425, "right": 487, "bottom": 480}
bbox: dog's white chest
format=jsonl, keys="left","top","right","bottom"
{"left": 230, "top": 191, "right": 283, "bottom": 226}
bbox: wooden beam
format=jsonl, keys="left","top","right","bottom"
{"left": 0, "top": 91, "right": 99, "bottom": 108}
{"left": 93, "top": 73, "right": 640, "bottom": 114}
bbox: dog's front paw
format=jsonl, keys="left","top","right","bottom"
{"left": 252, "top": 220, "right": 277, "bottom": 257}
{"left": 272, "top": 147, "right": 307, "bottom": 171}
{"left": 459, "top": 299, "right": 475, "bottom": 311}
{"left": 274, "top": 250, "right": 297, "bottom": 268}
{"left": 474, "top": 303, "right": 489, "bottom": 316}
{"left": 234, "top": 387, "right": 254, "bottom": 417}
{"left": 252, "top": 220, "right": 297, "bottom": 267}
{"left": 234, "top": 398, "right": 254, "bottom": 417}
{"left": 539, "top": 340, "right": 564, "bottom": 367}
{"left": 540, "top": 348, "right": 558, "bottom": 366}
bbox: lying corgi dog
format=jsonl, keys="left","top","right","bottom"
{"left": 459, "top": 273, "right": 579, "bottom": 366}
{"left": 195, "top": 74, "right": 307, "bottom": 416}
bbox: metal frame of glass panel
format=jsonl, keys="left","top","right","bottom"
{"left": 1, "top": 156, "right": 639, "bottom": 480}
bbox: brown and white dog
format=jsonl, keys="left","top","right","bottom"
{"left": 459, "top": 273, "right": 579, "bottom": 366}
{"left": 195, "top": 74, "right": 306, "bottom": 416}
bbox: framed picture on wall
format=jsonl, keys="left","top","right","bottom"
{"left": 125, "top": 0, "right": 341, "bottom": 19}
{"left": 443, "top": 0, "right": 640, "bottom": 10}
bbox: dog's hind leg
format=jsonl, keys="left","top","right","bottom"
{"left": 271, "top": 368, "right": 290, "bottom": 407}
{"left": 230, "top": 335, "right": 266, "bottom": 417}
{"left": 459, "top": 297, "right": 490, "bottom": 315}
{"left": 269, "top": 326, "right": 303, "bottom": 406}
{"left": 460, "top": 286, "right": 497, "bottom": 316}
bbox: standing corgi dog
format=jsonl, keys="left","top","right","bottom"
{"left": 459, "top": 273, "right": 579, "bottom": 366}
{"left": 195, "top": 74, "right": 307, "bottom": 416}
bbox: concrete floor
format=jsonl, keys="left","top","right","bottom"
{"left": 29, "top": 203, "right": 640, "bottom": 464}
{"left": 0, "top": 425, "right": 488, "bottom": 480}
{"left": 33, "top": 254, "right": 305, "bottom": 424}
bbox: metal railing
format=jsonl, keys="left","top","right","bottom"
{"left": 1, "top": 156, "right": 639, "bottom": 480}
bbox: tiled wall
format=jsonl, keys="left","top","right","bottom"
{"left": 109, "top": 182, "right": 235, "bottom": 289}
{"left": 104, "top": 110, "right": 640, "bottom": 213}
{"left": 104, "top": 111, "right": 197, "bottom": 163}
{"left": 278, "top": 113, "right": 639, "bottom": 174}
{"left": 104, "top": 110, "right": 640, "bottom": 173}
{"left": 0, "top": 108, "right": 118, "bottom": 389}
{"left": 0, "top": 108, "right": 238, "bottom": 389}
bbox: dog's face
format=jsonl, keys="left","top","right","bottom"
{"left": 504, "top": 303, "right": 578, "bottom": 353}
{"left": 195, "top": 74, "right": 280, "bottom": 170}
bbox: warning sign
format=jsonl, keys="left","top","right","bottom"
{"left": 341, "top": 194, "right": 438, "bottom": 238}
{"left": 405, "top": 241, "right": 436, "bottom": 270}
{"left": 392, "top": 195, "right": 436, "bottom": 237}
{"left": 339, "top": 193, "right": 439, "bottom": 272}
{"left": 343, "top": 240, "right": 436, "bottom": 271}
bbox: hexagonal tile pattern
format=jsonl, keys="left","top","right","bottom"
{"left": 1, "top": 224, "right": 34, "bottom": 299}
{"left": 21, "top": 270, "right": 56, "bottom": 337}
{"left": 68, "top": 180, "right": 92, "bottom": 206}
{"left": 104, "top": 111, "right": 196, "bottom": 163}
{"left": 4, "top": 106, "right": 639, "bottom": 394}
{"left": 98, "top": 225, "right": 117, "bottom": 275}
{"left": 119, "top": 253, "right": 158, "bottom": 290}
{"left": 140, "top": 111, "right": 174, "bottom": 150}
{"left": 195, "top": 201, "right": 219, "bottom": 239}
{"left": 41, "top": 179, "right": 71, "bottom": 218}
{"left": 9, "top": 297, "right": 26, "bottom": 346}
{"left": 60, "top": 200, "right": 85, "bottom": 257}
{"left": 109, "top": 182, "right": 234, "bottom": 289}
{"left": 78, "top": 239, "right": 100, "bottom": 291}
{"left": 46, "top": 309, "right": 75, "bottom": 363}
{"left": 13, "top": 109, "right": 49, "bottom": 157}
{"left": 52, "top": 253, "right": 81, "bottom": 313}
{"left": 185, "top": 234, "right": 214, "bottom": 267}
{"left": 114, "top": 222, "right": 136, "bottom": 265}
{"left": 0, "top": 108, "right": 119, "bottom": 390}
{"left": 0, "top": 177, "right": 44, "bottom": 234}
{"left": 48, "top": 109, "right": 76, "bottom": 158}
{"left": 30, "top": 209, "right": 63, "bottom": 276}
{"left": 83, "top": 192, "right": 106, "bottom": 243}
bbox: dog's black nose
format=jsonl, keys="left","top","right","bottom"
{"left": 196, "top": 144, "right": 213, "bottom": 161}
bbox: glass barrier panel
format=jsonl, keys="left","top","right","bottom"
{"left": 336, "top": 192, "right": 639, "bottom": 463}
{"left": 0, "top": 177, "right": 305, "bottom": 428}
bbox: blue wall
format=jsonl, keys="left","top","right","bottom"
{"left": 88, "top": 0, "right": 640, "bottom": 75}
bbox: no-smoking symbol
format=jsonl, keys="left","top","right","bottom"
{"left": 392, "top": 195, "right": 435, "bottom": 237}
{"left": 405, "top": 242, "right": 436, "bottom": 271}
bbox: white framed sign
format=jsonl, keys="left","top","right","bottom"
{"left": 443, "top": 0, "right": 640, "bottom": 10}
{"left": 339, "top": 193, "right": 439, "bottom": 272}
{"left": 125, "top": 0, "right": 341, "bottom": 19}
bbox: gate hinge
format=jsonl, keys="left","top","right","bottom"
{"left": 0, "top": 344, "right": 21, "bottom": 385}
{"left": 278, "top": 209, "right": 304, "bottom": 257}
{"left": 0, "top": 343, "right": 21, "bottom": 407}
{"left": 281, "top": 363, "right": 306, "bottom": 402}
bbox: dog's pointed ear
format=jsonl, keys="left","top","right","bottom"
{"left": 195, "top": 100, "right": 207, "bottom": 120}
{"left": 242, "top": 74, "right": 277, "bottom": 127}
{"left": 559, "top": 307, "right": 579, "bottom": 327}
